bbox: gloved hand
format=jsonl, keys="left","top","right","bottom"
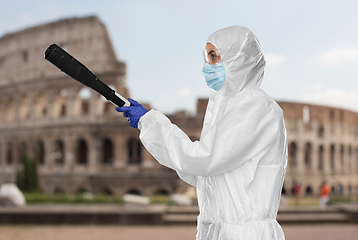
{"left": 116, "top": 98, "right": 148, "bottom": 128}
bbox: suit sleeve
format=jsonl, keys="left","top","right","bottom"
{"left": 138, "top": 94, "right": 282, "bottom": 178}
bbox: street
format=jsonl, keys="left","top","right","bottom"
{"left": 0, "top": 224, "right": 357, "bottom": 240}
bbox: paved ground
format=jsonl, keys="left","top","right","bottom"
{"left": 0, "top": 224, "right": 357, "bottom": 240}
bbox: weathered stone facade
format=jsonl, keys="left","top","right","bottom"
{"left": 0, "top": 16, "right": 183, "bottom": 196}
{"left": 279, "top": 102, "right": 358, "bottom": 196}
{"left": 0, "top": 16, "right": 357, "bottom": 197}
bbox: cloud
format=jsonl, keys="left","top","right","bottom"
{"left": 317, "top": 46, "right": 358, "bottom": 66}
{"left": 300, "top": 84, "right": 358, "bottom": 112}
{"left": 265, "top": 53, "right": 286, "bottom": 67}
{"left": 176, "top": 87, "right": 192, "bottom": 97}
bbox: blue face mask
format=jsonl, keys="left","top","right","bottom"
{"left": 202, "top": 61, "right": 225, "bottom": 91}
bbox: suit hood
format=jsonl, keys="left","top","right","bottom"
{"left": 207, "top": 26, "right": 266, "bottom": 96}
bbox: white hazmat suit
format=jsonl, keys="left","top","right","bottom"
{"left": 139, "top": 26, "right": 287, "bottom": 240}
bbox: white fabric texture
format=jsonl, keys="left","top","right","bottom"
{"left": 0, "top": 183, "right": 26, "bottom": 206}
{"left": 139, "top": 25, "right": 287, "bottom": 240}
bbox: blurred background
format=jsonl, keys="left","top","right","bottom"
{"left": 0, "top": 0, "right": 358, "bottom": 239}
{"left": 1, "top": 0, "right": 358, "bottom": 114}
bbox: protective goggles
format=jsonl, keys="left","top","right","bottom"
{"left": 203, "top": 49, "right": 221, "bottom": 64}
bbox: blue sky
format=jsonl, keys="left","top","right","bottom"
{"left": 1, "top": 0, "right": 358, "bottom": 114}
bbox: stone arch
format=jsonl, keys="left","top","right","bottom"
{"left": 76, "top": 87, "right": 92, "bottom": 116}
{"left": 54, "top": 89, "right": 67, "bottom": 117}
{"left": 356, "top": 148, "right": 358, "bottom": 173}
{"left": 102, "top": 188, "right": 113, "bottom": 195}
{"left": 331, "top": 186, "right": 335, "bottom": 195}
{"left": 104, "top": 101, "right": 113, "bottom": 113}
{"left": 34, "top": 140, "right": 45, "bottom": 165}
{"left": 35, "top": 93, "right": 47, "bottom": 118}
{"left": 127, "top": 138, "right": 142, "bottom": 164}
{"left": 53, "top": 140, "right": 64, "bottom": 165}
{"left": 6, "top": 142, "right": 12, "bottom": 164}
{"left": 289, "top": 142, "right": 297, "bottom": 168}
{"left": 330, "top": 145, "right": 335, "bottom": 171}
{"left": 76, "top": 138, "right": 88, "bottom": 164}
{"left": 54, "top": 187, "right": 65, "bottom": 195}
{"left": 348, "top": 185, "right": 352, "bottom": 196}
{"left": 304, "top": 142, "right": 312, "bottom": 167}
{"left": 22, "top": 50, "right": 28, "bottom": 62}
{"left": 102, "top": 138, "right": 113, "bottom": 164}
{"left": 336, "top": 184, "right": 342, "bottom": 195}
{"left": 330, "top": 109, "right": 334, "bottom": 120}
{"left": 19, "top": 95, "right": 30, "bottom": 120}
{"left": 348, "top": 145, "right": 352, "bottom": 170}
{"left": 0, "top": 100, "right": 3, "bottom": 122}
{"left": 6, "top": 98, "right": 15, "bottom": 121}
{"left": 318, "top": 125, "right": 324, "bottom": 138}
{"left": 340, "top": 145, "right": 344, "bottom": 171}
{"left": 126, "top": 188, "right": 141, "bottom": 195}
{"left": 76, "top": 187, "right": 87, "bottom": 195}
{"left": 18, "top": 141, "right": 27, "bottom": 163}
{"left": 97, "top": 94, "right": 106, "bottom": 114}
{"left": 318, "top": 145, "right": 324, "bottom": 172}
{"left": 154, "top": 188, "right": 170, "bottom": 195}
{"left": 305, "top": 185, "right": 313, "bottom": 195}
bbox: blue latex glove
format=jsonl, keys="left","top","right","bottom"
{"left": 116, "top": 98, "right": 148, "bottom": 128}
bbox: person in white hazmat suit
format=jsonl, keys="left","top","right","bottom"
{"left": 116, "top": 25, "right": 287, "bottom": 240}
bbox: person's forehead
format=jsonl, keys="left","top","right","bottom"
{"left": 206, "top": 42, "right": 217, "bottom": 50}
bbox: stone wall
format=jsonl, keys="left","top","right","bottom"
{"left": 279, "top": 102, "right": 358, "bottom": 196}
{"left": 0, "top": 16, "right": 181, "bottom": 196}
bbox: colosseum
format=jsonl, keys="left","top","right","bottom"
{"left": 0, "top": 16, "right": 357, "bottom": 197}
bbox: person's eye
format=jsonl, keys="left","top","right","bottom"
{"left": 210, "top": 53, "right": 217, "bottom": 59}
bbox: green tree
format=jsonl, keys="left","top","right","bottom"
{"left": 16, "top": 154, "right": 40, "bottom": 192}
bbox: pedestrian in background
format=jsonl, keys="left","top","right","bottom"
{"left": 320, "top": 181, "right": 331, "bottom": 208}
{"left": 293, "top": 181, "right": 301, "bottom": 206}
